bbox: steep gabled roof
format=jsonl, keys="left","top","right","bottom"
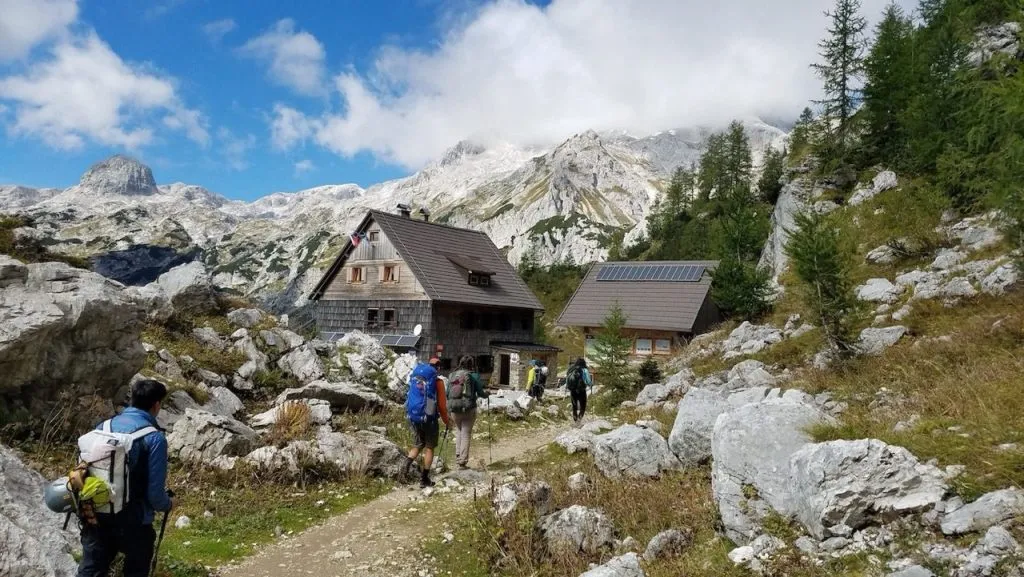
{"left": 309, "top": 210, "right": 543, "bottom": 311}
{"left": 557, "top": 260, "right": 718, "bottom": 332}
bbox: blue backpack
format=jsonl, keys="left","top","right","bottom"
{"left": 406, "top": 363, "right": 439, "bottom": 423}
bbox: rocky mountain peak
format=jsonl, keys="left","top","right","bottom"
{"left": 438, "top": 140, "right": 486, "bottom": 167}
{"left": 79, "top": 155, "right": 158, "bottom": 196}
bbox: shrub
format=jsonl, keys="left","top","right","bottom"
{"left": 637, "top": 358, "right": 662, "bottom": 385}
{"left": 590, "top": 303, "right": 638, "bottom": 408}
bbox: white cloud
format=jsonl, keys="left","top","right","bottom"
{"left": 202, "top": 18, "right": 237, "bottom": 44}
{"left": 0, "top": 32, "right": 208, "bottom": 150}
{"left": 239, "top": 19, "right": 326, "bottom": 96}
{"left": 293, "top": 159, "right": 315, "bottom": 176}
{"left": 218, "top": 127, "right": 256, "bottom": 171}
{"left": 287, "top": 0, "right": 914, "bottom": 169}
{"left": 270, "top": 103, "right": 315, "bottom": 150}
{"left": 0, "top": 0, "right": 78, "bottom": 61}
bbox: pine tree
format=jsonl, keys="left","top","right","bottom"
{"left": 789, "top": 107, "right": 816, "bottom": 153}
{"left": 723, "top": 121, "right": 754, "bottom": 194}
{"left": 811, "top": 0, "right": 868, "bottom": 161}
{"left": 862, "top": 2, "right": 914, "bottom": 165}
{"left": 591, "top": 303, "right": 637, "bottom": 406}
{"left": 711, "top": 255, "right": 773, "bottom": 319}
{"left": 785, "top": 212, "right": 859, "bottom": 353}
{"left": 757, "top": 146, "right": 786, "bottom": 205}
{"left": 697, "top": 133, "right": 727, "bottom": 201}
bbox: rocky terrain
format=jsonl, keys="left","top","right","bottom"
{"left": 0, "top": 120, "right": 785, "bottom": 313}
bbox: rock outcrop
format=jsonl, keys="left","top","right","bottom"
{"left": 274, "top": 381, "right": 385, "bottom": 412}
{"left": 592, "top": 425, "right": 681, "bottom": 479}
{"left": 579, "top": 552, "right": 645, "bottom": 577}
{"left": 493, "top": 481, "right": 552, "bottom": 519}
{"left": 940, "top": 488, "right": 1024, "bottom": 536}
{"left": 538, "top": 506, "right": 616, "bottom": 557}
{"left": 0, "top": 444, "right": 79, "bottom": 577}
{"left": 0, "top": 258, "right": 145, "bottom": 425}
{"left": 668, "top": 388, "right": 731, "bottom": 466}
{"left": 167, "top": 409, "right": 259, "bottom": 465}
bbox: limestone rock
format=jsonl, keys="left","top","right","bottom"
{"left": 593, "top": 425, "right": 681, "bottom": 479}
{"left": 191, "top": 326, "right": 226, "bottom": 351}
{"left": 581, "top": 419, "right": 615, "bottom": 434}
{"left": 722, "top": 322, "right": 783, "bottom": 359}
{"left": 538, "top": 505, "right": 616, "bottom": 557}
{"left": 201, "top": 386, "right": 244, "bottom": 418}
{"left": 227, "top": 308, "right": 264, "bottom": 328}
{"left": 251, "top": 399, "right": 333, "bottom": 428}
{"left": 277, "top": 344, "right": 325, "bottom": 384}
{"left": 0, "top": 443, "right": 79, "bottom": 577}
{"left": 555, "top": 430, "right": 595, "bottom": 455}
{"left": 866, "top": 244, "right": 899, "bottom": 265}
{"left": 643, "top": 529, "right": 692, "bottom": 562}
{"left": 849, "top": 170, "right": 898, "bottom": 206}
{"left": 124, "top": 284, "right": 173, "bottom": 323}
{"left": 493, "top": 481, "right": 552, "bottom": 519}
{"left": 857, "top": 278, "right": 904, "bottom": 304}
{"left": 568, "top": 472, "right": 592, "bottom": 492}
{"left": 857, "top": 326, "right": 907, "bottom": 356}
{"left": 316, "top": 429, "right": 408, "bottom": 478}
{"left": 712, "top": 399, "right": 834, "bottom": 544}
{"left": 668, "top": 388, "right": 729, "bottom": 467}
{"left": 275, "top": 381, "right": 385, "bottom": 412}
{"left": 931, "top": 248, "right": 967, "bottom": 271}
{"left": 788, "top": 439, "right": 947, "bottom": 539}
{"left": 968, "top": 21, "right": 1022, "bottom": 66}
{"left": 154, "top": 261, "right": 218, "bottom": 315}
{"left": 156, "top": 389, "right": 200, "bottom": 431}
{"left": 888, "top": 565, "right": 935, "bottom": 577}
{"left": 981, "top": 263, "right": 1018, "bottom": 296}
{"left": 941, "top": 488, "right": 1024, "bottom": 535}
{"left": 167, "top": 409, "right": 259, "bottom": 465}
{"left": 0, "top": 259, "right": 145, "bottom": 424}
{"left": 579, "top": 552, "right": 645, "bottom": 577}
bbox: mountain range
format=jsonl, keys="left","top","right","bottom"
{"left": 1, "top": 120, "right": 787, "bottom": 312}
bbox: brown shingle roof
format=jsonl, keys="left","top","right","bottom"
{"left": 310, "top": 210, "right": 543, "bottom": 311}
{"left": 557, "top": 260, "right": 718, "bottom": 332}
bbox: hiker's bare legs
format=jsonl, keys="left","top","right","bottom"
{"left": 421, "top": 447, "right": 434, "bottom": 469}
{"left": 407, "top": 447, "right": 420, "bottom": 461}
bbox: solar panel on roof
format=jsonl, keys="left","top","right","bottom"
{"left": 379, "top": 335, "right": 401, "bottom": 346}
{"left": 396, "top": 335, "right": 421, "bottom": 347}
{"left": 595, "top": 263, "right": 708, "bottom": 282}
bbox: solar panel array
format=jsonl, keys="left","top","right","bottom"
{"left": 595, "top": 263, "right": 706, "bottom": 282}
{"left": 379, "top": 335, "right": 421, "bottom": 347}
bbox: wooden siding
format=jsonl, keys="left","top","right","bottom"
{"left": 315, "top": 299, "right": 433, "bottom": 343}
{"left": 582, "top": 327, "right": 684, "bottom": 365}
{"left": 429, "top": 303, "right": 535, "bottom": 361}
{"left": 320, "top": 223, "right": 429, "bottom": 301}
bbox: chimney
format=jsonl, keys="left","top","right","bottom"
{"left": 396, "top": 203, "right": 411, "bottom": 218}
{"left": 419, "top": 207, "right": 431, "bottom": 222}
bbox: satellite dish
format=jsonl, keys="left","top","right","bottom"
{"left": 413, "top": 324, "right": 423, "bottom": 337}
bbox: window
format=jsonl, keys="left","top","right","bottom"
{"left": 382, "top": 309, "right": 396, "bottom": 328}
{"left": 655, "top": 339, "right": 672, "bottom": 354}
{"left": 381, "top": 265, "right": 398, "bottom": 283}
{"left": 349, "top": 267, "right": 364, "bottom": 283}
{"left": 635, "top": 338, "right": 653, "bottom": 355}
{"left": 477, "top": 312, "right": 494, "bottom": 331}
{"left": 468, "top": 274, "right": 479, "bottom": 286}
{"left": 468, "top": 273, "right": 492, "bottom": 287}
{"left": 460, "top": 311, "right": 477, "bottom": 330}
{"left": 368, "top": 230, "right": 380, "bottom": 242}
{"left": 476, "top": 355, "right": 494, "bottom": 373}
{"left": 366, "top": 308, "right": 379, "bottom": 329}
{"left": 478, "top": 275, "right": 491, "bottom": 287}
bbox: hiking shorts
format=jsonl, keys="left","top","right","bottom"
{"left": 409, "top": 419, "right": 440, "bottom": 450}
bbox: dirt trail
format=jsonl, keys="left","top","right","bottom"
{"left": 219, "top": 422, "right": 567, "bottom": 577}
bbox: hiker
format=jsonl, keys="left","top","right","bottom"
{"left": 404, "top": 357, "right": 451, "bottom": 487}
{"left": 566, "top": 357, "right": 593, "bottom": 424}
{"left": 446, "top": 355, "right": 490, "bottom": 469}
{"left": 525, "top": 359, "right": 538, "bottom": 399}
{"left": 77, "top": 379, "right": 174, "bottom": 577}
{"left": 534, "top": 360, "right": 549, "bottom": 401}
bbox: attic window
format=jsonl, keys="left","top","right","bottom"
{"left": 349, "top": 267, "right": 365, "bottom": 283}
{"left": 381, "top": 265, "right": 398, "bottom": 283}
{"left": 469, "top": 273, "right": 491, "bottom": 287}
{"left": 368, "top": 231, "right": 380, "bottom": 242}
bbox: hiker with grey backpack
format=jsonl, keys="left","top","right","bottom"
{"left": 446, "top": 355, "right": 490, "bottom": 469}
{"left": 566, "top": 357, "right": 593, "bottom": 425}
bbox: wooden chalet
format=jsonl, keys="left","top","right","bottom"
{"left": 308, "top": 205, "right": 556, "bottom": 387}
{"left": 557, "top": 261, "right": 720, "bottom": 363}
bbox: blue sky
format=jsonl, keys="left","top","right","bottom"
{"left": 0, "top": 0, "right": 910, "bottom": 201}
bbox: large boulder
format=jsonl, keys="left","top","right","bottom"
{"left": 711, "top": 399, "right": 834, "bottom": 544}
{"left": 579, "top": 552, "right": 645, "bottom": 577}
{"left": 155, "top": 389, "right": 199, "bottom": 430}
{"left": 592, "top": 425, "right": 681, "bottom": 479}
{"left": 788, "top": 439, "right": 947, "bottom": 539}
{"left": 153, "top": 261, "right": 218, "bottom": 315}
{"left": 940, "top": 488, "right": 1024, "bottom": 536}
{"left": 277, "top": 344, "right": 325, "bottom": 384}
{"left": 0, "top": 259, "right": 145, "bottom": 425}
{"left": 493, "top": 481, "right": 552, "bottom": 519}
{"left": 315, "top": 429, "right": 408, "bottom": 478}
{"left": 856, "top": 326, "right": 907, "bottom": 356}
{"left": 191, "top": 327, "right": 226, "bottom": 351}
{"left": 251, "top": 399, "right": 333, "bottom": 428}
{"left": 167, "top": 409, "right": 259, "bottom": 465}
{"left": 386, "top": 353, "right": 418, "bottom": 398}
{"left": 226, "top": 308, "right": 264, "bottom": 329}
{"left": 555, "top": 429, "right": 595, "bottom": 454}
{"left": 124, "top": 284, "right": 172, "bottom": 323}
{"left": 0, "top": 444, "right": 79, "bottom": 577}
{"left": 857, "top": 278, "right": 904, "bottom": 304}
{"left": 722, "top": 322, "right": 783, "bottom": 359}
{"left": 274, "top": 381, "right": 385, "bottom": 413}
{"left": 981, "top": 263, "right": 1019, "bottom": 296}
{"left": 538, "top": 505, "right": 616, "bottom": 557}
{"left": 668, "top": 388, "right": 730, "bottom": 467}
{"left": 201, "top": 387, "right": 244, "bottom": 418}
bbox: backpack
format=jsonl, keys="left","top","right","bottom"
{"left": 536, "top": 366, "right": 548, "bottom": 387}
{"left": 73, "top": 420, "right": 157, "bottom": 519}
{"left": 566, "top": 366, "right": 585, "bottom": 394}
{"left": 447, "top": 369, "right": 476, "bottom": 414}
{"left": 406, "top": 363, "right": 439, "bottom": 423}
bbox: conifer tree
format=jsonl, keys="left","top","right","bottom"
{"left": 697, "top": 133, "right": 727, "bottom": 201}
{"left": 591, "top": 303, "right": 637, "bottom": 405}
{"left": 811, "top": 0, "right": 868, "bottom": 161}
{"left": 862, "top": 2, "right": 914, "bottom": 165}
{"left": 789, "top": 107, "right": 816, "bottom": 153}
{"left": 757, "top": 146, "right": 786, "bottom": 205}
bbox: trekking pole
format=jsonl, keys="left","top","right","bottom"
{"left": 150, "top": 489, "right": 174, "bottom": 577}
{"left": 487, "top": 396, "right": 493, "bottom": 466}
{"left": 440, "top": 425, "right": 451, "bottom": 472}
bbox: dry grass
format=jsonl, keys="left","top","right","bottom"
{"left": 800, "top": 291, "right": 1024, "bottom": 499}
{"left": 264, "top": 402, "right": 312, "bottom": 446}
{"left": 142, "top": 324, "right": 248, "bottom": 377}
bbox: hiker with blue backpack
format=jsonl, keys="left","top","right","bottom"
{"left": 446, "top": 355, "right": 490, "bottom": 469}
{"left": 404, "top": 357, "right": 452, "bottom": 487}
{"left": 566, "top": 357, "right": 593, "bottom": 425}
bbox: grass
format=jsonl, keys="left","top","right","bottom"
{"left": 800, "top": 290, "right": 1024, "bottom": 499}
{"left": 142, "top": 324, "right": 247, "bottom": 378}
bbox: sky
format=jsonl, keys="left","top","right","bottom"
{"left": 0, "top": 0, "right": 914, "bottom": 201}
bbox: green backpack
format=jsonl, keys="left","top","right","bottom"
{"left": 447, "top": 369, "right": 476, "bottom": 413}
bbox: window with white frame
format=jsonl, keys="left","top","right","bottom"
{"left": 635, "top": 338, "right": 653, "bottom": 355}
{"left": 368, "top": 230, "right": 380, "bottom": 242}
{"left": 381, "top": 265, "right": 398, "bottom": 283}
{"left": 655, "top": 339, "right": 672, "bottom": 354}
{"left": 349, "top": 267, "right": 364, "bottom": 283}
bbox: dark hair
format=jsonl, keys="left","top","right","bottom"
{"left": 131, "top": 379, "right": 168, "bottom": 412}
{"left": 575, "top": 357, "right": 587, "bottom": 368}
{"left": 458, "top": 355, "right": 475, "bottom": 370}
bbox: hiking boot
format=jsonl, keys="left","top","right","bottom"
{"left": 420, "top": 468, "right": 435, "bottom": 488}
{"left": 403, "top": 457, "right": 417, "bottom": 482}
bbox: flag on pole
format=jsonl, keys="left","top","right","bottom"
{"left": 350, "top": 232, "right": 361, "bottom": 247}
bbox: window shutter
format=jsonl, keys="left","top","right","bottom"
{"left": 393, "top": 266, "right": 400, "bottom": 282}
{"left": 378, "top": 265, "right": 385, "bottom": 283}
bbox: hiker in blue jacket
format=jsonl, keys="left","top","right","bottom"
{"left": 78, "top": 379, "right": 174, "bottom": 577}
